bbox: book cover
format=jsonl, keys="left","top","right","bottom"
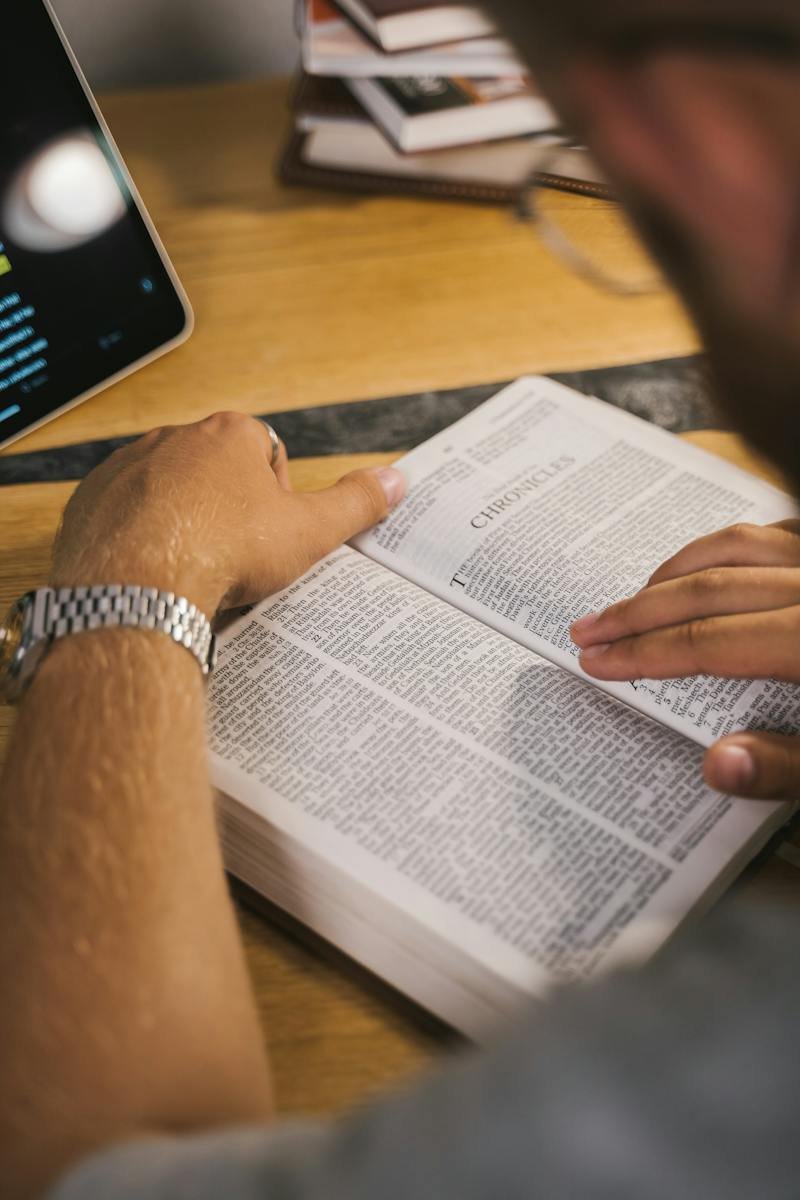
{"left": 379, "top": 75, "right": 532, "bottom": 117}
{"left": 347, "top": 73, "right": 556, "bottom": 151}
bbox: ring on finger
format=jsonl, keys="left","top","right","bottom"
{"left": 261, "top": 421, "right": 281, "bottom": 469}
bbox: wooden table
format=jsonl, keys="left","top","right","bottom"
{"left": 2, "top": 77, "right": 799, "bottom": 1118}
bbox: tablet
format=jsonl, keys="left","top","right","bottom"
{"left": 0, "top": 0, "right": 192, "bottom": 451}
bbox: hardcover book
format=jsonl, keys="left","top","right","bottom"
{"left": 346, "top": 75, "right": 556, "bottom": 152}
{"left": 302, "top": 0, "right": 521, "bottom": 78}
{"left": 334, "top": 0, "right": 496, "bottom": 53}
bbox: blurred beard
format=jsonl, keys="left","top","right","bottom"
{"left": 627, "top": 196, "right": 800, "bottom": 496}
{"left": 703, "top": 312, "right": 800, "bottom": 493}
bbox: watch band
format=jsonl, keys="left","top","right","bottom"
{"left": 47, "top": 585, "right": 217, "bottom": 676}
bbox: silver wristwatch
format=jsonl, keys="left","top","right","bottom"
{"left": 0, "top": 585, "right": 217, "bottom": 703}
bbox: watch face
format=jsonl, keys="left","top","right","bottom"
{"left": 0, "top": 601, "right": 25, "bottom": 673}
{"left": 0, "top": 596, "right": 30, "bottom": 701}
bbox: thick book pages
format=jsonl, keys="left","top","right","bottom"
{"left": 335, "top": 0, "right": 496, "bottom": 52}
{"left": 303, "top": 0, "right": 521, "bottom": 77}
{"left": 210, "top": 378, "right": 797, "bottom": 1038}
{"left": 346, "top": 75, "right": 556, "bottom": 152}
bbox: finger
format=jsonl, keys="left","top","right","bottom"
{"left": 571, "top": 567, "right": 800, "bottom": 647}
{"left": 771, "top": 518, "right": 800, "bottom": 536}
{"left": 647, "top": 523, "right": 800, "bottom": 587}
{"left": 224, "top": 466, "right": 408, "bottom": 608}
{"left": 201, "top": 412, "right": 291, "bottom": 489}
{"left": 578, "top": 606, "right": 800, "bottom": 681}
{"left": 199, "top": 410, "right": 277, "bottom": 461}
{"left": 295, "top": 466, "right": 406, "bottom": 557}
{"left": 705, "top": 733, "right": 800, "bottom": 801}
{"left": 252, "top": 420, "right": 290, "bottom": 488}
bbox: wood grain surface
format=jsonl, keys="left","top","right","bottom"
{"left": 0, "top": 78, "right": 797, "bottom": 1120}
{"left": 0, "top": 78, "right": 700, "bottom": 454}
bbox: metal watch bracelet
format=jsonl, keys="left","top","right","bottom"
{"left": 47, "top": 585, "right": 217, "bottom": 676}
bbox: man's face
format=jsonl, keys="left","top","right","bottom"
{"left": 489, "top": 3, "right": 800, "bottom": 491}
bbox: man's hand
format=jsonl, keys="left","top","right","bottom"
{"left": 570, "top": 520, "right": 800, "bottom": 800}
{"left": 52, "top": 412, "right": 407, "bottom": 616}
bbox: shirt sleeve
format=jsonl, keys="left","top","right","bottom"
{"left": 48, "top": 1126, "right": 333, "bottom": 1200}
{"left": 49, "top": 902, "right": 800, "bottom": 1200}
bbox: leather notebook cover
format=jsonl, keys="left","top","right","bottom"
{"left": 278, "top": 129, "right": 615, "bottom": 206}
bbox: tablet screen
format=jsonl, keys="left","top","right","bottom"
{"left": 0, "top": 1, "right": 191, "bottom": 448}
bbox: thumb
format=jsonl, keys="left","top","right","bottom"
{"left": 299, "top": 466, "right": 407, "bottom": 550}
{"left": 704, "top": 732, "right": 800, "bottom": 801}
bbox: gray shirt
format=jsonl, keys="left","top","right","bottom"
{"left": 51, "top": 903, "right": 800, "bottom": 1200}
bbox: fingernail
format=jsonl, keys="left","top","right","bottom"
{"left": 580, "top": 642, "right": 612, "bottom": 662}
{"left": 374, "top": 467, "right": 406, "bottom": 509}
{"left": 713, "top": 744, "right": 756, "bottom": 793}
{"left": 571, "top": 612, "right": 602, "bottom": 642}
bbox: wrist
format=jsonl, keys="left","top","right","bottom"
{"left": 38, "top": 619, "right": 203, "bottom": 682}
{"left": 1, "top": 584, "right": 217, "bottom": 704}
{"left": 50, "top": 562, "right": 224, "bottom": 621}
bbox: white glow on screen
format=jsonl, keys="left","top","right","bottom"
{"left": 3, "top": 131, "right": 127, "bottom": 252}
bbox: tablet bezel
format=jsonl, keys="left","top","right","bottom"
{"left": 0, "top": 0, "right": 193, "bottom": 453}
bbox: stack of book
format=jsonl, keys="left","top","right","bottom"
{"left": 279, "top": 0, "right": 610, "bottom": 205}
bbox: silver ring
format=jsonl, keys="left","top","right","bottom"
{"left": 261, "top": 421, "right": 281, "bottom": 469}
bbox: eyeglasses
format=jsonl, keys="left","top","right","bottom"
{"left": 517, "top": 140, "right": 665, "bottom": 298}
{"left": 513, "top": 19, "right": 800, "bottom": 296}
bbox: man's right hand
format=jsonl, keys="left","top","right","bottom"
{"left": 51, "top": 411, "right": 407, "bottom": 618}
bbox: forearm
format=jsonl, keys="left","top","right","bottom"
{"left": 0, "top": 628, "right": 271, "bottom": 1200}
{"left": 0, "top": 411, "right": 403, "bottom": 1197}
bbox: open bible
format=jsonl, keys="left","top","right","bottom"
{"left": 210, "top": 377, "right": 800, "bottom": 1038}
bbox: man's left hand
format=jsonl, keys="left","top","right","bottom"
{"left": 570, "top": 519, "right": 800, "bottom": 800}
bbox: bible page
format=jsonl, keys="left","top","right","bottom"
{"left": 353, "top": 376, "right": 800, "bottom": 748}
{"left": 210, "top": 548, "right": 786, "bottom": 1026}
